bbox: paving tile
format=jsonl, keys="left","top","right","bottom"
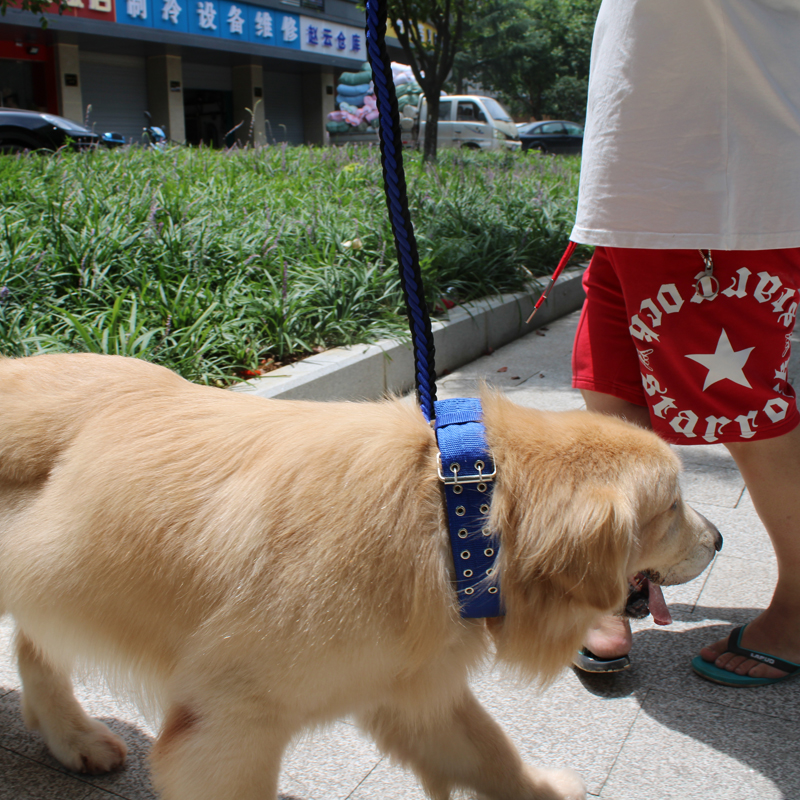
{"left": 691, "top": 495, "right": 775, "bottom": 565}
{"left": 676, "top": 468, "right": 745, "bottom": 510}
{"left": 695, "top": 552, "right": 778, "bottom": 617}
{"left": 280, "top": 721, "right": 382, "bottom": 800}
{"left": 0, "top": 747, "right": 94, "bottom": 800}
{"left": 349, "top": 665, "right": 640, "bottom": 799}
{"left": 346, "top": 757, "right": 427, "bottom": 800}
{"left": 0, "top": 617, "right": 19, "bottom": 695}
{"left": 470, "top": 667, "right": 640, "bottom": 796}
{"left": 599, "top": 689, "right": 799, "bottom": 800}
{"left": 437, "top": 314, "right": 581, "bottom": 408}
{"left": 623, "top": 620, "right": 800, "bottom": 723}
{"left": 506, "top": 386, "right": 587, "bottom": 413}
{"left": 0, "top": 683, "right": 158, "bottom": 800}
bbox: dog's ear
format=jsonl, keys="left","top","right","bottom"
{"left": 496, "top": 482, "right": 635, "bottom": 615}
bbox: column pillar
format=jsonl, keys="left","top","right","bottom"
{"left": 302, "top": 69, "right": 335, "bottom": 146}
{"left": 54, "top": 43, "right": 83, "bottom": 124}
{"left": 232, "top": 63, "right": 265, "bottom": 146}
{"left": 146, "top": 54, "right": 185, "bottom": 143}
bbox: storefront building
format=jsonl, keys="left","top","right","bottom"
{"left": 0, "top": 0, "right": 401, "bottom": 145}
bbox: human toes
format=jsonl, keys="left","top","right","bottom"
{"left": 730, "top": 658, "right": 788, "bottom": 680}
{"left": 698, "top": 636, "right": 728, "bottom": 663}
{"left": 701, "top": 644, "right": 789, "bottom": 679}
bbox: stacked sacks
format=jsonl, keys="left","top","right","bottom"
{"left": 327, "top": 61, "right": 380, "bottom": 134}
{"left": 326, "top": 62, "right": 422, "bottom": 136}
{"left": 392, "top": 62, "right": 422, "bottom": 112}
{"left": 335, "top": 62, "right": 373, "bottom": 108}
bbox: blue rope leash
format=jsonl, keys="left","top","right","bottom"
{"left": 365, "top": 2, "right": 503, "bottom": 618}
{"left": 365, "top": 0, "right": 437, "bottom": 423}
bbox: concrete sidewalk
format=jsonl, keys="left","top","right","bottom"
{"left": 1, "top": 310, "right": 799, "bottom": 800}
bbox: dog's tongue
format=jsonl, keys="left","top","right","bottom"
{"left": 647, "top": 580, "right": 673, "bottom": 625}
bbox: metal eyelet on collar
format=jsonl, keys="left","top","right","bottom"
{"left": 434, "top": 398, "right": 503, "bottom": 618}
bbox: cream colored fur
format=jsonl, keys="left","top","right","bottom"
{"left": 0, "top": 353, "right": 720, "bottom": 800}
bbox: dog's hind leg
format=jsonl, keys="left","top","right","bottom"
{"left": 150, "top": 699, "right": 292, "bottom": 800}
{"left": 15, "top": 630, "right": 127, "bottom": 773}
{"left": 359, "top": 688, "right": 585, "bottom": 800}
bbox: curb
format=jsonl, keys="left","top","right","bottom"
{"left": 234, "top": 266, "right": 586, "bottom": 402}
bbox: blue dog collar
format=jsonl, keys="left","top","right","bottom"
{"left": 434, "top": 398, "right": 504, "bottom": 618}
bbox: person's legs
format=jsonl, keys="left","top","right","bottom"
{"left": 580, "top": 389, "right": 652, "bottom": 430}
{"left": 572, "top": 248, "right": 658, "bottom": 665}
{"left": 697, "top": 425, "right": 800, "bottom": 678}
{"left": 579, "top": 389, "right": 653, "bottom": 661}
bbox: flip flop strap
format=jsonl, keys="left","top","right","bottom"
{"left": 727, "top": 626, "right": 800, "bottom": 673}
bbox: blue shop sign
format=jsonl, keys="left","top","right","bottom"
{"left": 299, "top": 15, "right": 363, "bottom": 60}
{"left": 118, "top": 0, "right": 365, "bottom": 58}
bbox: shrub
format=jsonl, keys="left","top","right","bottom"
{"left": 0, "top": 144, "right": 586, "bottom": 384}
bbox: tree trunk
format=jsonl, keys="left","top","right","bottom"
{"left": 422, "top": 93, "right": 439, "bottom": 163}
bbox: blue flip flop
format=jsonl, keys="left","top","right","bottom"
{"left": 691, "top": 625, "right": 800, "bottom": 687}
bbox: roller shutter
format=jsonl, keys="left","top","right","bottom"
{"left": 79, "top": 52, "right": 148, "bottom": 144}
{"left": 262, "top": 70, "right": 303, "bottom": 145}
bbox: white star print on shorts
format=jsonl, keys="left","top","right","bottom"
{"left": 573, "top": 247, "right": 800, "bottom": 445}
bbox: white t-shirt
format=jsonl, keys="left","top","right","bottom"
{"left": 571, "top": 0, "right": 800, "bottom": 250}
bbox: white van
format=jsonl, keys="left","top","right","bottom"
{"left": 418, "top": 95, "right": 521, "bottom": 151}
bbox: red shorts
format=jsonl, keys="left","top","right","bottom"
{"left": 572, "top": 247, "right": 800, "bottom": 445}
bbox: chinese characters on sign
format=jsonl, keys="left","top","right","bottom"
{"left": 114, "top": 0, "right": 364, "bottom": 60}
{"left": 197, "top": 1, "right": 216, "bottom": 30}
{"left": 162, "top": 0, "right": 180, "bottom": 23}
{"left": 127, "top": 0, "right": 146, "bottom": 18}
{"left": 299, "top": 17, "right": 361, "bottom": 57}
{"left": 47, "top": 0, "right": 114, "bottom": 20}
{"left": 226, "top": 5, "right": 244, "bottom": 34}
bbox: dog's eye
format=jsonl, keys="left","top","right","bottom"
{"left": 670, "top": 499, "right": 679, "bottom": 512}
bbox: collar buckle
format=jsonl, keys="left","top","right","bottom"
{"left": 437, "top": 454, "right": 497, "bottom": 485}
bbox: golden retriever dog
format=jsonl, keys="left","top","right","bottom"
{"left": 0, "top": 353, "right": 721, "bottom": 800}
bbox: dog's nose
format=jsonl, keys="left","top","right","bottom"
{"left": 697, "top": 511, "right": 723, "bottom": 551}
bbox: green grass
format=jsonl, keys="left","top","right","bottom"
{"left": 0, "top": 144, "right": 586, "bottom": 384}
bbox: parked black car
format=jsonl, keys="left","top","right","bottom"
{"left": 0, "top": 109, "right": 121, "bottom": 153}
{"left": 518, "top": 120, "right": 583, "bottom": 155}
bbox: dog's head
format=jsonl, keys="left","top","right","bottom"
{"left": 479, "top": 392, "right": 721, "bottom": 684}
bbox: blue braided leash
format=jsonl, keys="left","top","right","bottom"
{"left": 365, "top": 1, "right": 503, "bottom": 618}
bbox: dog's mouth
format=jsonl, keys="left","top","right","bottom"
{"left": 624, "top": 572, "right": 672, "bottom": 625}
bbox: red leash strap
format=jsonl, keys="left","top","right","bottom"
{"left": 525, "top": 240, "right": 577, "bottom": 324}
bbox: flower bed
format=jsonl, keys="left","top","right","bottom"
{"left": 0, "top": 144, "right": 586, "bottom": 384}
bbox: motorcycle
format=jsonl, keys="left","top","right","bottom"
{"left": 142, "top": 111, "right": 168, "bottom": 150}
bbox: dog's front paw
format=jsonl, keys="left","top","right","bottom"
{"left": 44, "top": 718, "right": 128, "bottom": 774}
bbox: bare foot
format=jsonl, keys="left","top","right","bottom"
{"left": 584, "top": 615, "right": 632, "bottom": 659}
{"left": 699, "top": 611, "right": 800, "bottom": 680}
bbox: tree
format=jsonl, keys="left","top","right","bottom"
{"left": 453, "top": 0, "right": 600, "bottom": 123}
{"left": 386, "top": 0, "right": 470, "bottom": 162}
{"left": 1, "top": 0, "right": 67, "bottom": 27}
